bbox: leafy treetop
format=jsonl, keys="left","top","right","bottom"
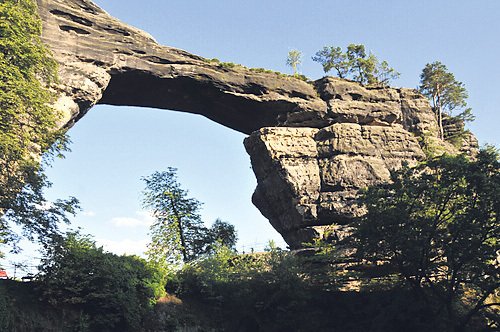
{"left": 286, "top": 49, "right": 302, "bottom": 76}
{"left": 142, "top": 168, "right": 237, "bottom": 267}
{"left": 312, "top": 43, "right": 400, "bottom": 85}
{"left": 418, "top": 61, "right": 473, "bottom": 140}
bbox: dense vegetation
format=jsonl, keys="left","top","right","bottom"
{"left": 0, "top": 0, "right": 78, "bottom": 254}
{"left": 2, "top": 151, "right": 496, "bottom": 331}
{"left": 354, "top": 149, "right": 500, "bottom": 331}
{"left": 37, "top": 231, "right": 165, "bottom": 331}
{"left": 0, "top": 231, "right": 165, "bottom": 331}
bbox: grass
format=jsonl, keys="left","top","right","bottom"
{"left": 204, "top": 58, "right": 311, "bottom": 82}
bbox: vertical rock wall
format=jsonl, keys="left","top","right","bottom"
{"left": 245, "top": 79, "right": 443, "bottom": 248}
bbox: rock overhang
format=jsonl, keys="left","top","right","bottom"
{"left": 36, "top": 0, "right": 473, "bottom": 248}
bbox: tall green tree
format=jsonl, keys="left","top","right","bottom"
{"left": 0, "top": 0, "right": 78, "bottom": 252}
{"left": 312, "top": 43, "right": 399, "bottom": 85}
{"left": 418, "top": 61, "right": 472, "bottom": 140}
{"left": 286, "top": 49, "right": 302, "bottom": 76}
{"left": 142, "top": 168, "right": 208, "bottom": 265}
{"left": 354, "top": 149, "right": 499, "bottom": 330}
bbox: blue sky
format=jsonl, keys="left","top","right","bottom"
{"left": 4, "top": 0, "right": 500, "bottom": 273}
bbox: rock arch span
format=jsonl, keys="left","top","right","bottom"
{"left": 37, "top": 0, "right": 469, "bottom": 248}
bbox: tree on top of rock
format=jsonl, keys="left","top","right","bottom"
{"left": 418, "top": 61, "right": 473, "bottom": 140}
{"left": 312, "top": 43, "right": 399, "bottom": 86}
{"left": 286, "top": 49, "right": 302, "bottom": 76}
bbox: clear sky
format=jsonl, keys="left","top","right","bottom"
{"left": 4, "top": 0, "right": 500, "bottom": 274}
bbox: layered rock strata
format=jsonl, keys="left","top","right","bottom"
{"left": 245, "top": 124, "right": 425, "bottom": 247}
{"left": 36, "top": 0, "right": 474, "bottom": 248}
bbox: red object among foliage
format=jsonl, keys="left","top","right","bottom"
{"left": 0, "top": 270, "right": 8, "bottom": 279}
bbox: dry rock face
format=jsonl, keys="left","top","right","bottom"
{"left": 36, "top": 0, "right": 475, "bottom": 248}
{"left": 245, "top": 124, "right": 425, "bottom": 247}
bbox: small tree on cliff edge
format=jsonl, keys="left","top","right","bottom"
{"left": 286, "top": 49, "right": 302, "bottom": 76}
{"left": 142, "top": 168, "right": 207, "bottom": 265}
{"left": 418, "top": 61, "right": 473, "bottom": 140}
{"left": 312, "top": 43, "right": 399, "bottom": 85}
{"left": 312, "top": 46, "right": 349, "bottom": 78}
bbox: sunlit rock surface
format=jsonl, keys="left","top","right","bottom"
{"left": 37, "top": 0, "right": 475, "bottom": 248}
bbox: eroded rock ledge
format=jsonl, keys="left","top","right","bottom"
{"left": 37, "top": 0, "right": 474, "bottom": 248}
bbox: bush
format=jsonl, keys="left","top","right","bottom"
{"left": 38, "top": 231, "right": 166, "bottom": 332}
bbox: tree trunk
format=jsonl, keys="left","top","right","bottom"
{"left": 170, "top": 199, "right": 188, "bottom": 262}
{"left": 434, "top": 90, "right": 444, "bottom": 140}
{"left": 438, "top": 109, "right": 444, "bottom": 140}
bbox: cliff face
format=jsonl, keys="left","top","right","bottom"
{"left": 36, "top": 0, "right": 473, "bottom": 248}
{"left": 244, "top": 80, "right": 431, "bottom": 247}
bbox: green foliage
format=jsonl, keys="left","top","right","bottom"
{"left": 286, "top": 49, "right": 302, "bottom": 76}
{"left": 142, "top": 168, "right": 207, "bottom": 265}
{"left": 312, "top": 43, "right": 400, "bottom": 85}
{"left": 38, "top": 231, "right": 165, "bottom": 332}
{"left": 0, "top": 285, "right": 9, "bottom": 331}
{"left": 312, "top": 46, "right": 348, "bottom": 78}
{"left": 354, "top": 149, "right": 500, "bottom": 330}
{"left": 205, "top": 218, "right": 237, "bottom": 253}
{"left": 166, "top": 244, "right": 466, "bottom": 331}
{"left": 0, "top": 0, "right": 79, "bottom": 252}
{"left": 169, "top": 244, "right": 312, "bottom": 331}
{"left": 142, "top": 168, "right": 237, "bottom": 267}
{"left": 419, "top": 131, "right": 450, "bottom": 158}
{"left": 418, "top": 61, "right": 473, "bottom": 140}
{"left": 0, "top": 280, "right": 72, "bottom": 331}
{"left": 218, "top": 61, "right": 237, "bottom": 69}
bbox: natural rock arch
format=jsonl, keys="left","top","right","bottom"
{"left": 38, "top": 0, "right": 470, "bottom": 248}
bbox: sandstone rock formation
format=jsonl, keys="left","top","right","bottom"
{"left": 37, "top": 0, "right": 324, "bottom": 133}
{"left": 36, "top": 0, "right": 475, "bottom": 248}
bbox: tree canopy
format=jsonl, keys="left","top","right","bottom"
{"left": 286, "top": 49, "right": 302, "bottom": 76}
{"left": 0, "top": 0, "right": 78, "bottom": 253}
{"left": 142, "top": 168, "right": 207, "bottom": 264}
{"left": 354, "top": 149, "right": 499, "bottom": 330}
{"left": 312, "top": 43, "right": 399, "bottom": 85}
{"left": 418, "top": 61, "right": 473, "bottom": 140}
{"left": 142, "top": 168, "right": 237, "bottom": 266}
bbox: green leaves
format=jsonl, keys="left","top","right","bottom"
{"left": 38, "top": 231, "right": 166, "bottom": 331}
{"left": 419, "top": 61, "right": 468, "bottom": 113}
{"left": 418, "top": 61, "right": 472, "bottom": 140}
{"left": 312, "top": 46, "right": 348, "bottom": 78}
{"left": 354, "top": 149, "right": 500, "bottom": 328}
{"left": 286, "top": 49, "right": 302, "bottom": 76}
{"left": 142, "top": 168, "right": 238, "bottom": 265}
{"left": 312, "top": 43, "right": 400, "bottom": 85}
{"left": 0, "top": 0, "right": 75, "bottom": 252}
